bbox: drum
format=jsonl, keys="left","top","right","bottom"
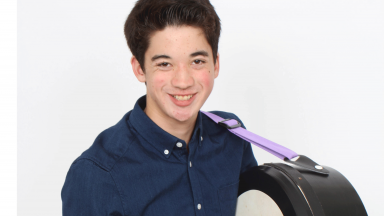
{"left": 236, "top": 155, "right": 367, "bottom": 216}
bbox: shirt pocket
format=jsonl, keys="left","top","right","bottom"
{"left": 217, "top": 180, "right": 239, "bottom": 216}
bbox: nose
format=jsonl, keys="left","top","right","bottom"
{"left": 171, "top": 64, "right": 194, "bottom": 89}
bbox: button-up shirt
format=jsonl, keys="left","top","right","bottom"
{"left": 61, "top": 95, "right": 257, "bottom": 216}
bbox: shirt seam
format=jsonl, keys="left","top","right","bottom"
{"left": 74, "top": 157, "right": 109, "bottom": 171}
{"left": 109, "top": 129, "right": 138, "bottom": 171}
{"left": 83, "top": 133, "right": 138, "bottom": 172}
{"left": 72, "top": 158, "right": 127, "bottom": 215}
{"left": 80, "top": 124, "right": 137, "bottom": 172}
{"left": 109, "top": 172, "right": 128, "bottom": 216}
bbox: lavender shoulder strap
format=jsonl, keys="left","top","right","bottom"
{"left": 201, "top": 111, "right": 298, "bottom": 160}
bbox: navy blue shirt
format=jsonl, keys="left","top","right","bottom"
{"left": 61, "top": 95, "right": 257, "bottom": 216}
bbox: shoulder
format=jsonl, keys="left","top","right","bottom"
{"left": 66, "top": 158, "right": 108, "bottom": 177}
{"left": 203, "top": 110, "right": 247, "bottom": 129}
{"left": 201, "top": 110, "right": 248, "bottom": 146}
{"left": 62, "top": 158, "right": 114, "bottom": 198}
{"left": 75, "top": 111, "right": 137, "bottom": 172}
{"left": 61, "top": 157, "right": 125, "bottom": 215}
{"left": 202, "top": 110, "right": 258, "bottom": 168}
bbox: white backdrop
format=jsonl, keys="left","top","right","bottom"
{"left": 18, "top": 0, "right": 384, "bottom": 215}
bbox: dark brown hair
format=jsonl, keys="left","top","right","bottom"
{"left": 124, "top": 0, "right": 221, "bottom": 71}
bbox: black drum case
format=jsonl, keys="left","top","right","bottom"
{"left": 237, "top": 155, "right": 367, "bottom": 216}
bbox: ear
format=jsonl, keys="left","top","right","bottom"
{"left": 131, "top": 56, "right": 146, "bottom": 83}
{"left": 214, "top": 53, "right": 220, "bottom": 79}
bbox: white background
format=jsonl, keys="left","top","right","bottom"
{"left": 1, "top": 0, "right": 16, "bottom": 215}
{"left": 16, "top": 0, "right": 383, "bottom": 215}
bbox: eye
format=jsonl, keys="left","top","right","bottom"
{"left": 192, "top": 59, "right": 205, "bottom": 65}
{"left": 156, "top": 61, "right": 173, "bottom": 71}
{"left": 157, "top": 62, "right": 171, "bottom": 67}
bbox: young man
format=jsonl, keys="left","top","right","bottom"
{"left": 61, "top": 0, "right": 257, "bottom": 215}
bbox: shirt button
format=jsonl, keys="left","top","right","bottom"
{"left": 201, "top": 136, "right": 203, "bottom": 141}
{"left": 176, "top": 142, "right": 183, "bottom": 148}
{"left": 197, "top": 204, "right": 201, "bottom": 210}
{"left": 190, "top": 161, "right": 192, "bottom": 167}
{"left": 164, "top": 149, "right": 169, "bottom": 155}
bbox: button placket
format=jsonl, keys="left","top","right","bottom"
{"left": 187, "top": 139, "right": 205, "bottom": 216}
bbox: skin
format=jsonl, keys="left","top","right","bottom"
{"left": 131, "top": 25, "right": 219, "bottom": 145}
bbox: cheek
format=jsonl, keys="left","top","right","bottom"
{"left": 151, "top": 76, "right": 166, "bottom": 91}
{"left": 198, "top": 72, "right": 214, "bottom": 90}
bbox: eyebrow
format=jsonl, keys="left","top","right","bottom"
{"left": 190, "top": 50, "right": 209, "bottom": 58}
{"left": 151, "top": 50, "right": 209, "bottom": 62}
{"left": 151, "top": 54, "right": 171, "bottom": 62}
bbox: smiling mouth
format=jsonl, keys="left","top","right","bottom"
{"left": 171, "top": 94, "right": 195, "bottom": 101}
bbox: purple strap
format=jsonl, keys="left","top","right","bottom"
{"left": 201, "top": 111, "right": 298, "bottom": 160}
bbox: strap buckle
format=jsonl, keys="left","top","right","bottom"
{"left": 218, "top": 119, "right": 242, "bottom": 129}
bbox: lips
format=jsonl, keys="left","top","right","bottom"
{"left": 169, "top": 93, "right": 197, "bottom": 107}
{"left": 172, "top": 94, "right": 194, "bottom": 101}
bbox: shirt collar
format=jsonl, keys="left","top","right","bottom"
{"left": 128, "top": 95, "right": 203, "bottom": 158}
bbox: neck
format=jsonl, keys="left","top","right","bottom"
{"left": 144, "top": 103, "right": 197, "bottom": 146}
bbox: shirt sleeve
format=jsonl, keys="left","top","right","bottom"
{"left": 61, "top": 158, "right": 125, "bottom": 216}
{"left": 240, "top": 141, "right": 258, "bottom": 173}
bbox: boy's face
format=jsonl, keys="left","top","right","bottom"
{"left": 132, "top": 25, "right": 219, "bottom": 122}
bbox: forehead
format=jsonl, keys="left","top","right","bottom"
{"left": 146, "top": 25, "right": 212, "bottom": 58}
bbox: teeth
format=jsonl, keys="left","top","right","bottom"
{"left": 173, "top": 95, "right": 193, "bottom": 101}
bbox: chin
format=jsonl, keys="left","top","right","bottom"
{"left": 170, "top": 109, "right": 196, "bottom": 122}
